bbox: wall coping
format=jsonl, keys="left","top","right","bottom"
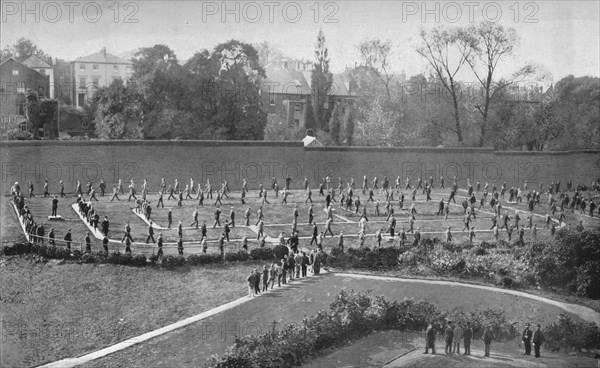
{"left": 1, "top": 140, "right": 304, "bottom": 148}
{"left": 1, "top": 140, "right": 599, "bottom": 155}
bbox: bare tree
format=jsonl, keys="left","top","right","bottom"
{"left": 357, "top": 39, "right": 395, "bottom": 99}
{"left": 415, "top": 26, "right": 473, "bottom": 143}
{"left": 458, "top": 22, "right": 529, "bottom": 147}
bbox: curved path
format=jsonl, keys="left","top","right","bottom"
{"left": 38, "top": 271, "right": 599, "bottom": 368}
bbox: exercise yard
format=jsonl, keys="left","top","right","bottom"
{"left": 7, "top": 183, "right": 597, "bottom": 256}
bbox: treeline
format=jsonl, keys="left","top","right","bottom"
{"left": 91, "top": 41, "right": 266, "bottom": 140}
{"left": 349, "top": 22, "right": 600, "bottom": 150}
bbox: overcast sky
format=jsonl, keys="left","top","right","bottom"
{"left": 2, "top": 1, "right": 599, "bottom": 82}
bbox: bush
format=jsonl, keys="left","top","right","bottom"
{"left": 224, "top": 251, "right": 250, "bottom": 262}
{"left": 131, "top": 254, "right": 148, "bottom": 267}
{"left": 161, "top": 255, "right": 186, "bottom": 268}
{"left": 7, "top": 130, "right": 34, "bottom": 140}
{"left": 576, "top": 262, "right": 600, "bottom": 299}
{"left": 249, "top": 247, "right": 275, "bottom": 261}
{"left": 273, "top": 244, "right": 289, "bottom": 261}
{"left": 544, "top": 314, "right": 600, "bottom": 352}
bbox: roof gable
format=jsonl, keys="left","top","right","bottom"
{"left": 264, "top": 61, "right": 354, "bottom": 97}
{"left": 22, "top": 55, "right": 51, "bottom": 69}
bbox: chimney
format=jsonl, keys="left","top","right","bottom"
{"left": 101, "top": 47, "right": 107, "bottom": 57}
{"left": 283, "top": 60, "right": 288, "bottom": 69}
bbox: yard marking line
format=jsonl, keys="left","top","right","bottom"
{"left": 37, "top": 272, "right": 328, "bottom": 368}
{"left": 70, "top": 203, "right": 119, "bottom": 242}
{"left": 335, "top": 273, "right": 600, "bottom": 325}
{"left": 334, "top": 214, "right": 353, "bottom": 223}
{"left": 10, "top": 202, "right": 31, "bottom": 242}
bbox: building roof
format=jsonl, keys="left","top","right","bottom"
{"left": 264, "top": 62, "right": 355, "bottom": 97}
{"left": 22, "top": 55, "right": 52, "bottom": 69}
{"left": 0, "top": 57, "right": 47, "bottom": 78}
{"left": 75, "top": 48, "right": 133, "bottom": 65}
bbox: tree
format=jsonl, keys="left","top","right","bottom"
{"left": 311, "top": 29, "right": 333, "bottom": 129}
{"left": 415, "top": 26, "right": 473, "bottom": 143}
{"left": 345, "top": 109, "right": 355, "bottom": 146}
{"left": 1, "top": 38, "right": 51, "bottom": 63}
{"left": 25, "top": 90, "right": 58, "bottom": 138}
{"left": 357, "top": 39, "right": 395, "bottom": 99}
{"left": 329, "top": 103, "right": 342, "bottom": 145}
{"left": 253, "top": 41, "right": 283, "bottom": 66}
{"left": 94, "top": 79, "right": 143, "bottom": 139}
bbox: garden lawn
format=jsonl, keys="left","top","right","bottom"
{"left": 80, "top": 273, "right": 585, "bottom": 368}
{"left": 0, "top": 256, "right": 266, "bottom": 368}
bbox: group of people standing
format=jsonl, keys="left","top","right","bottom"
{"left": 425, "top": 321, "right": 546, "bottom": 359}
{"left": 246, "top": 249, "right": 324, "bottom": 297}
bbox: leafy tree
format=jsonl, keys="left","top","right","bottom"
{"left": 94, "top": 79, "right": 143, "bottom": 139}
{"left": 329, "top": 103, "right": 342, "bottom": 145}
{"left": 1, "top": 38, "right": 51, "bottom": 63}
{"left": 253, "top": 41, "right": 283, "bottom": 66}
{"left": 311, "top": 29, "right": 333, "bottom": 129}
{"left": 25, "top": 90, "right": 58, "bottom": 138}
{"left": 345, "top": 109, "right": 355, "bottom": 146}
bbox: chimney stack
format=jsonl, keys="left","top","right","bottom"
{"left": 101, "top": 47, "right": 107, "bottom": 57}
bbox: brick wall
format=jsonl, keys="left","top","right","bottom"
{"left": 1, "top": 141, "right": 599, "bottom": 196}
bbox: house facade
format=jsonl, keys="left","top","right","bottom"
{"left": 71, "top": 47, "right": 133, "bottom": 108}
{"left": 261, "top": 60, "right": 356, "bottom": 129}
{"left": 0, "top": 58, "right": 50, "bottom": 139}
{"left": 22, "top": 55, "right": 54, "bottom": 98}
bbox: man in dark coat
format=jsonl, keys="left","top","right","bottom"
{"left": 533, "top": 324, "right": 545, "bottom": 358}
{"left": 522, "top": 323, "right": 533, "bottom": 355}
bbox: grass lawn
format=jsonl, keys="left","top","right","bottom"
{"left": 79, "top": 273, "right": 587, "bottom": 368}
{"left": 0, "top": 256, "right": 269, "bottom": 368}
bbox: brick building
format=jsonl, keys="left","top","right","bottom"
{"left": 0, "top": 58, "right": 50, "bottom": 139}
{"left": 261, "top": 59, "right": 356, "bottom": 129}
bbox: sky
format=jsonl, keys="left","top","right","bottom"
{"left": 2, "top": 0, "right": 599, "bottom": 83}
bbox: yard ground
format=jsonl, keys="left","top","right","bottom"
{"left": 0, "top": 256, "right": 267, "bottom": 368}
{"left": 78, "top": 273, "right": 593, "bottom": 368}
{"left": 4, "top": 186, "right": 598, "bottom": 256}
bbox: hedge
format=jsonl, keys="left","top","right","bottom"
{"left": 2, "top": 242, "right": 282, "bottom": 268}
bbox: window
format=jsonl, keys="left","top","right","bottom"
{"left": 12, "top": 70, "right": 19, "bottom": 76}
{"left": 79, "top": 64, "right": 85, "bottom": 70}
{"left": 324, "top": 101, "right": 329, "bottom": 109}
{"left": 18, "top": 103, "right": 25, "bottom": 115}
{"left": 113, "top": 65, "right": 119, "bottom": 73}
{"left": 92, "top": 77, "right": 99, "bottom": 88}
{"left": 20, "top": 122, "right": 27, "bottom": 132}
{"left": 270, "top": 96, "right": 275, "bottom": 105}
{"left": 294, "top": 105, "right": 300, "bottom": 112}
{"left": 79, "top": 77, "right": 86, "bottom": 88}
{"left": 294, "top": 119, "right": 300, "bottom": 127}
{"left": 17, "top": 82, "right": 25, "bottom": 93}
{"left": 78, "top": 93, "right": 85, "bottom": 106}
{"left": 93, "top": 64, "right": 99, "bottom": 71}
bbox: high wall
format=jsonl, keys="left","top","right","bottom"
{"left": 1, "top": 141, "right": 599, "bottom": 196}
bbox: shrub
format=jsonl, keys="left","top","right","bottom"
{"left": 249, "top": 247, "right": 274, "bottom": 261}
{"left": 544, "top": 314, "right": 600, "bottom": 352}
{"left": 161, "top": 255, "right": 186, "bottom": 268}
{"left": 273, "top": 245, "right": 289, "bottom": 261}
{"left": 131, "top": 254, "right": 148, "bottom": 267}
{"left": 81, "top": 253, "right": 97, "bottom": 264}
{"left": 576, "top": 262, "right": 600, "bottom": 299}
